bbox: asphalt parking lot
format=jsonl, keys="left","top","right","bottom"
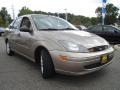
{"left": 0, "top": 37, "right": 120, "bottom": 90}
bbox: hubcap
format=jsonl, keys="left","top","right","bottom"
{"left": 6, "top": 43, "right": 10, "bottom": 54}
{"left": 40, "top": 55, "right": 44, "bottom": 74}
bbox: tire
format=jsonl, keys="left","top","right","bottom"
{"left": 6, "top": 41, "right": 14, "bottom": 56}
{"left": 40, "top": 49, "right": 55, "bottom": 78}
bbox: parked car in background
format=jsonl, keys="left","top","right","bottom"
{"left": 0, "top": 27, "right": 5, "bottom": 36}
{"left": 85, "top": 25, "right": 120, "bottom": 44}
{"left": 75, "top": 25, "right": 87, "bottom": 30}
{"left": 4, "top": 14, "right": 114, "bottom": 78}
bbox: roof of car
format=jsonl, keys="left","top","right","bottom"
{"left": 20, "top": 14, "right": 52, "bottom": 18}
{"left": 88, "top": 25, "right": 115, "bottom": 28}
{"left": 88, "top": 25, "right": 120, "bottom": 30}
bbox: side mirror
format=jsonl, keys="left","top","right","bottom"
{"left": 20, "top": 25, "right": 31, "bottom": 32}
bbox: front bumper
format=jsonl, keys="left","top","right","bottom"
{"left": 49, "top": 47, "right": 114, "bottom": 75}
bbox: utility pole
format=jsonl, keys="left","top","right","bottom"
{"left": 11, "top": 5, "right": 15, "bottom": 19}
{"left": 64, "top": 9, "right": 67, "bottom": 21}
{"left": 102, "top": 0, "right": 107, "bottom": 25}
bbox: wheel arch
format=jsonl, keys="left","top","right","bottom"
{"left": 34, "top": 45, "right": 50, "bottom": 64}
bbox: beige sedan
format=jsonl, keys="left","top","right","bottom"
{"left": 4, "top": 14, "right": 114, "bottom": 78}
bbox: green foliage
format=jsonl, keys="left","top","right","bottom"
{"left": 1, "top": 4, "right": 119, "bottom": 28}
{"left": 117, "top": 15, "right": 120, "bottom": 25}
{"left": 18, "top": 7, "right": 95, "bottom": 27}
{"left": 0, "top": 16, "right": 4, "bottom": 26}
{"left": 69, "top": 15, "right": 92, "bottom": 26}
{"left": 91, "top": 17, "right": 98, "bottom": 25}
{"left": 95, "top": 3, "right": 119, "bottom": 25}
{"left": 118, "top": 15, "right": 120, "bottom": 22}
{"left": 18, "top": 6, "right": 33, "bottom": 16}
{"left": 0, "top": 7, "right": 12, "bottom": 27}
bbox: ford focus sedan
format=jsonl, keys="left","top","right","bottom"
{"left": 4, "top": 14, "right": 114, "bottom": 78}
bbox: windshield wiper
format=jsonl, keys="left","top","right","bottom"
{"left": 59, "top": 28, "right": 75, "bottom": 30}
{"left": 39, "top": 28, "right": 75, "bottom": 31}
{"left": 39, "top": 28, "right": 59, "bottom": 30}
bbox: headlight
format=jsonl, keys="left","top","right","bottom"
{"left": 59, "top": 41, "right": 89, "bottom": 53}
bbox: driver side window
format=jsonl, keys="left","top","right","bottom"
{"left": 20, "top": 17, "right": 32, "bottom": 30}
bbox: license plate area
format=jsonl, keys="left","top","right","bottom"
{"left": 101, "top": 54, "right": 108, "bottom": 64}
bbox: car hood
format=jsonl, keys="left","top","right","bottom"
{"left": 38, "top": 30, "right": 109, "bottom": 48}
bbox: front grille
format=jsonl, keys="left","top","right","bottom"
{"left": 84, "top": 62, "right": 102, "bottom": 69}
{"left": 88, "top": 45, "right": 108, "bottom": 52}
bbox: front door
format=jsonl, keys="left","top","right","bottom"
{"left": 14, "top": 17, "right": 34, "bottom": 59}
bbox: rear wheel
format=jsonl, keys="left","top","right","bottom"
{"left": 6, "top": 41, "right": 14, "bottom": 56}
{"left": 40, "top": 49, "right": 55, "bottom": 78}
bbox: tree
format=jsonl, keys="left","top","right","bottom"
{"left": 18, "top": 7, "right": 33, "bottom": 16}
{"left": 91, "top": 17, "right": 98, "bottom": 25}
{"left": 0, "top": 16, "right": 4, "bottom": 27}
{"left": 95, "top": 3, "right": 119, "bottom": 25}
{"left": 117, "top": 15, "right": 120, "bottom": 25}
{"left": 18, "top": 6, "right": 96, "bottom": 27}
{"left": 0, "top": 7, "right": 12, "bottom": 27}
{"left": 118, "top": 15, "right": 120, "bottom": 22}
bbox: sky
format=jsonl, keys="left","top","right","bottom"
{"left": 0, "top": 0, "right": 120, "bottom": 18}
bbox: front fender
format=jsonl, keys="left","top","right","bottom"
{"left": 30, "top": 39, "right": 65, "bottom": 59}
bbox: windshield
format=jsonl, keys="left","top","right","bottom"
{"left": 32, "top": 15, "right": 77, "bottom": 31}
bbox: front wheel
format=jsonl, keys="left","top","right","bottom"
{"left": 6, "top": 42, "right": 14, "bottom": 56}
{"left": 40, "top": 49, "right": 55, "bottom": 78}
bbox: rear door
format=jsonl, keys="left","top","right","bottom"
{"left": 8, "top": 17, "right": 22, "bottom": 51}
